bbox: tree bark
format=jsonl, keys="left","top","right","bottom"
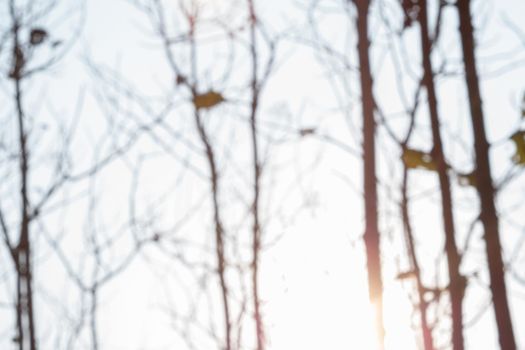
{"left": 456, "top": 1, "right": 517, "bottom": 349}
{"left": 401, "top": 167, "right": 435, "bottom": 350}
{"left": 417, "top": 2, "right": 464, "bottom": 349}
{"left": 247, "top": 1, "right": 265, "bottom": 349}
{"left": 188, "top": 19, "right": 232, "bottom": 350}
{"left": 353, "top": 1, "right": 385, "bottom": 347}
{"left": 10, "top": 4, "right": 37, "bottom": 347}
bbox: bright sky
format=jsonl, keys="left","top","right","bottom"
{"left": 0, "top": 0, "right": 524, "bottom": 349}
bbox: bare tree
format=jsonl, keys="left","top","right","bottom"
{"left": 1, "top": 1, "right": 74, "bottom": 347}
{"left": 352, "top": 0, "right": 385, "bottom": 347}
{"left": 246, "top": 1, "right": 277, "bottom": 348}
{"left": 415, "top": 1, "right": 464, "bottom": 348}
{"left": 138, "top": 2, "right": 236, "bottom": 347}
{"left": 456, "top": 1, "right": 517, "bottom": 349}
{"left": 9, "top": 7, "right": 37, "bottom": 347}
{"left": 247, "top": 3, "right": 264, "bottom": 347}
{"left": 398, "top": 85, "right": 436, "bottom": 350}
{"left": 0, "top": 2, "right": 151, "bottom": 348}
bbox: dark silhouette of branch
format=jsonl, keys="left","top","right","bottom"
{"left": 352, "top": 1, "right": 385, "bottom": 347}
{"left": 9, "top": 1, "right": 37, "bottom": 347}
{"left": 398, "top": 87, "right": 435, "bottom": 350}
{"left": 417, "top": 1, "right": 465, "bottom": 349}
{"left": 456, "top": 1, "right": 517, "bottom": 349}
{"left": 245, "top": 1, "right": 278, "bottom": 348}
{"left": 185, "top": 8, "right": 232, "bottom": 349}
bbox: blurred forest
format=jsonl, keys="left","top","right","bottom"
{"left": 0, "top": 0, "right": 524, "bottom": 349}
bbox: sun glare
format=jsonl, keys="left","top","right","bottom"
{"left": 263, "top": 218, "right": 418, "bottom": 349}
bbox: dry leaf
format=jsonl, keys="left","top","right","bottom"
{"left": 402, "top": 148, "right": 438, "bottom": 171}
{"left": 193, "top": 91, "right": 225, "bottom": 110}
{"left": 511, "top": 130, "right": 525, "bottom": 165}
{"left": 30, "top": 28, "right": 48, "bottom": 46}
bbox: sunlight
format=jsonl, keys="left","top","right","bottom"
{"left": 384, "top": 284, "right": 419, "bottom": 350}
{"left": 264, "top": 217, "right": 418, "bottom": 349}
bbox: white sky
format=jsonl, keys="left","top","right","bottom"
{"left": 0, "top": 0, "right": 524, "bottom": 349}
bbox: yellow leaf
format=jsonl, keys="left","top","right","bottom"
{"left": 457, "top": 171, "right": 476, "bottom": 187}
{"left": 511, "top": 130, "right": 525, "bottom": 165}
{"left": 193, "top": 91, "right": 225, "bottom": 110}
{"left": 402, "top": 148, "right": 437, "bottom": 171}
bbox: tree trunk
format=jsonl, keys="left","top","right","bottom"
{"left": 11, "top": 7, "right": 37, "bottom": 348}
{"left": 194, "top": 111, "right": 232, "bottom": 350}
{"left": 247, "top": 1, "right": 265, "bottom": 349}
{"left": 417, "top": 2, "right": 464, "bottom": 349}
{"left": 188, "top": 20, "right": 232, "bottom": 350}
{"left": 456, "top": 1, "right": 517, "bottom": 349}
{"left": 401, "top": 167, "right": 435, "bottom": 350}
{"left": 353, "top": 1, "right": 384, "bottom": 347}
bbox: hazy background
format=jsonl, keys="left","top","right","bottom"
{"left": 0, "top": 0, "right": 524, "bottom": 349}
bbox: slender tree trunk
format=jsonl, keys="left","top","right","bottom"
{"left": 10, "top": 5, "right": 37, "bottom": 348}
{"left": 456, "top": 1, "right": 517, "bottom": 349}
{"left": 399, "top": 83, "right": 434, "bottom": 350}
{"left": 247, "top": 1, "right": 264, "bottom": 349}
{"left": 188, "top": 21, "right": 232, "bottom": 350}
{"left": 353, "top": 1, "right": 384, "bottom": 347}
{"left": 417, "top": 2, "right": 464, "bottom": 349}
{"left": 194, "top": 112, "right": 232, "bottom": 350}
{"left": 401, "top": 167, "right": 435, "bottom": 350}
